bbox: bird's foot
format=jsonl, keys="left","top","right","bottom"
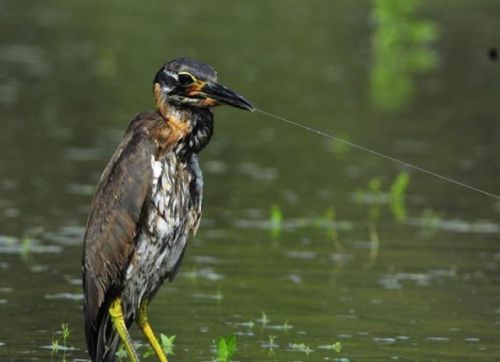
{"left": 137, "top": 300, "right": 169, "bottom": 362}
{"left": 109, "top": 297, "right": 141, "bottom": 362}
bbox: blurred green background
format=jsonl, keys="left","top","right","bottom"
{"left": 1, "top": 0, "right": 499, "bottom": 361}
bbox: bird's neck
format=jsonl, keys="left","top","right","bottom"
{"left": 154, "top": 85, "right": 190, "bottom": 132}
{"left": 174, "top": 110, "right": 214, "bottom": 159}
{"left": 153, "top": 85, "right": 213, "bottom": 159}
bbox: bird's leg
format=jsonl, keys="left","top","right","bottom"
{"left": 109, "top": 297, "right": 140, "bottom": 362}
{"left": 136, "top": 299, "right": 168, "bottom": 362}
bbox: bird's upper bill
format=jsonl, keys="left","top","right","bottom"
{"left": 153, "top": 58, "right": 254, "bottom": 112}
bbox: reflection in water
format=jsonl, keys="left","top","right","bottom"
{"left": 371, "top": 0, "right": 438, "bottom": 110}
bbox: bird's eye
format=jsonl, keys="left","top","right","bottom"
{"left": 178, "top": 73, "right": 195, "bottom": 87}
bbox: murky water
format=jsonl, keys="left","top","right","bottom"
{"left": 1, "top": 1, "right": 499, "bottom": 361}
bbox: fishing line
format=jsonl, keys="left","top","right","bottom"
{"left": 255, "top": 108, "right": 500, "bottom": 202}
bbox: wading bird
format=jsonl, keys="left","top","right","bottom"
{"left": 82, "top": 58, "right": 253, "bottom": 362}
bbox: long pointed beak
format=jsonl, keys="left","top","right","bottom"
{"left": 201, "top": 82, "right": 254, "bottom": 111}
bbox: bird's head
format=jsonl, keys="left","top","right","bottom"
{"left": 153, "top": 58, "right": 254, "bottom": 117}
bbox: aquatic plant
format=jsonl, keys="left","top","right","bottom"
{"left": 143, "top": 334, "right": 175, "bottom": 358}
{"left": 371, "top": 0, "right": 439, "bottom": 110}
{"left": 354, "top": 173, "right": 412, "bottom": 263}
{"left": 367, "top": 177, "right": 383, "bottom": 222}
{"left": 282, "top": 320, "right": 292, "bottom": 332}
{"left": 368, "top": 221, "right": 380, "bottom": 264}
{"left": 50, "top": 337, "right": 60, "bottom": 355}
{"left": 329, "top": 132, "right": 350, "bottom": 157}
{"left": 314, "top": 207, "right": 341, "bottom": 246}
{"left": 215, "top": 287, "right": 224, "bottom": 302}
{"left": 61, "top": 323, "right": 70, "bottom": 347}
{"left": 318, "top": 341, "right": 342, "bottom": 353}
{"left": 215, "top": 335, "right": 237, "bottom": 362}
{"left": 257, "top": 311, "right": 270, "bottom": 327}
{"left": 420, "top": 208, "right": 441, "bottom": 238}
{"left": 21, "top": 235, "right": 32, "bottom": 261}
{"left": 390, "top": 171, "right": 410, "bottom": 222}
{"left": 116, "top": 344, "right": 128, "bottom": 361}
{"left": 49, "top": 323, "right": 71, "bottom": 361}
{"left": 266, "top": 320, "right": 293, "bottom": 331}
{"left": 288, "top": 342, "right": 313, "bottom": 355}
{"left": 270, "top": 204, "right": 283, "bottom": 239}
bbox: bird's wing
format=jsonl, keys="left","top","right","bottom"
{"left": 82, "top": 111, "right": 162, "bottom": 354}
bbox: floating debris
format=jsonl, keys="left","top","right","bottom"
{"left": 30, "top": 265, "right": 49, "bottom": 273}
{"left": 464, "top": 337, "right": 480, "bottom": 343}
{"left": 334, "top": 358, "right": 350, "bottom": 362}
{"left": 64, "top": 147, "right": 105, "bottom": 161}
{"left": 286, "top": 251, "right": 317, "bottom": 260}
{"left": 261, "top": 335, "right": 279, "bottom": 349}
{"left": 45, "top": 293, "right": 83, "bottom": 301}
{"left": 256, "top": 312, "right": 270, "bottom": 327}
{"left": 373, "top": 337, "right": 397, "bottom": 345}
{"left": 43, "top": 225, "right": 86, "bottom": 246}
{"left": 191, "top": 292, "right": 223, "bottom": 301}
{"left": 238, "top": 162, "right": 277, "bottom": 183}
{"left": 193, "top": 255, "right": 228, "bottom": 265}
{"left": 287, "top": 343, "right": 314, "bottom": 355}
{"left": 41, "top": 344, "right": 78, "bottom": 352}
{"left": 336, "top": 334, "right": 353, "bottom": 339}
{"left": 0, "top": 235, "right": 62, "bottom": 255}
{"left": 265, "top": 321, "right": 293, "bottom": 331}
{"left": 329, "top": 253, "right": 353, "bottom": 264}
{"left": 426, "top": 337, "right": 449, "bottom": 342}
{"left": 181, "top": 267, "right": 224, "bottom": 281}
{"left": 226, "top": 320, "right": 255, "bottom": 329}
{"left": 379, "top": 269, "right": 455, "bottom": 290}
{"left": 66, "top": 183, "right": 96, "bottom": 196}
{"left": 318, "top": 341, "right": 342, "bottom": 353}
{"left": 286, "top": 274, "right": 303, "bottom": 284}
{"left": 407, "top": 217, "right": 500, "bottom": 234}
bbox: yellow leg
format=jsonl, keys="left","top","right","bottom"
{"left": 136, "top": 300, "right": 168, "bottom": 362}
{"left": 109, "top": 297, "right": 140, "bottom": 362}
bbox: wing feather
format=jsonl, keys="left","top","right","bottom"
{"left": 82, "top": 111, "right": 163, "bottom": 360}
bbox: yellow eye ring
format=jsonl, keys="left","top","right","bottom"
{"left": 178, "top": 72, "right": 195, "bottom": 86}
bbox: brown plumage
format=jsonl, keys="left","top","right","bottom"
{"left": 82, "top": 58, "right": 253, "bottom": 362}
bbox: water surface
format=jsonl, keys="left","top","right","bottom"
{"left": 1, "top": 1, "right": 499, "bottom": 361}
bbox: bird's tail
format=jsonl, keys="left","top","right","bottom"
{"left": 85, "top": 310, "right": 122, "bottom": 362}
{"left": 85, "top": 296, "right": 124, "bottom": 362}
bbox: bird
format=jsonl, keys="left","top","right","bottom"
{"left": 82, "top": 57, "right": 254, "bottom": 362}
